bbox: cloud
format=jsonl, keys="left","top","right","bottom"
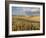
{"left": 12, "top": 7, "right": 40, "bottom": 16}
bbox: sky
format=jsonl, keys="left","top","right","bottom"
{"left": 12, "top": 7, "right": 40, "bottom": 16}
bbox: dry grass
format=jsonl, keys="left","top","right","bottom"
{"left": 12, "top": 16, "right": 40, "bottom": 31}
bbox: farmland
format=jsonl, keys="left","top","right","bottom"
{"left": 12, "top": 16, "right": 40, "bottom": 31}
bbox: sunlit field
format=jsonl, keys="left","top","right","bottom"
{"left": 12, "top": 16, "right": 40, "bottom": 31}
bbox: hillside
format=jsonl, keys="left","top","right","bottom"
{"left": 12, "top": 16, "right": 40, "bottom": 31}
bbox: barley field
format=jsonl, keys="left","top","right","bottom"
{"left": 12, "top": 16, "right": 40, "bottom": 31}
